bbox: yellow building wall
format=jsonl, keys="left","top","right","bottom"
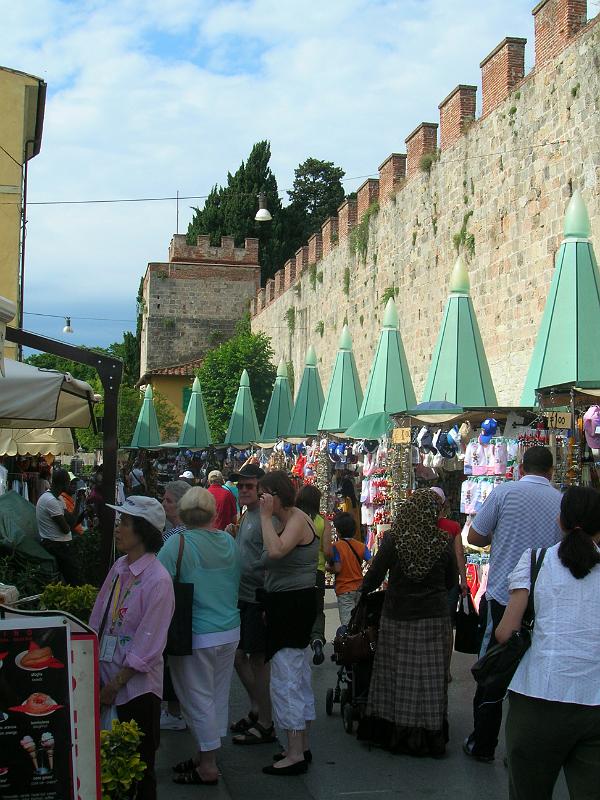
{"left": 150, "top": 375, "right": 190, "bottom": 427}
{"left": 0, "top": 67, "right": 44, "bottom": 360}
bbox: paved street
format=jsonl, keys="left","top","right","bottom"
{"left": 157, "top": 591, "right": 568, "bottom": 800}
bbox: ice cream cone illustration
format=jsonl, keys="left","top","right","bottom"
{"left": 20, "top": 736, "right": 38, "bottom": 770}
{"left": 41, "top": 732, "right": 54, "bottom": 770}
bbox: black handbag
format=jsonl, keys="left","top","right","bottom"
{"left": 165, "top": 534, "right": 194, "bottom": 656}
{"left": 454, "top": 592, "right": 480, "bottom": 655}
{"left": 471, "top": 548, "right": 546, "bottom": 695}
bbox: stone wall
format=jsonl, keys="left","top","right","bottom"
{"left": 140, "top": 235, "right": 260, "bottom": 374}
{"left": 251, "top": 1, "right": 600, "bottom": 407}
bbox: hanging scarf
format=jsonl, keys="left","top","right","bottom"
{"left": 391, "top": 489, "right": 450, "bottom": 581}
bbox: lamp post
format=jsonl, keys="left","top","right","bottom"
{"left": 62, "top": 316, "right": 73, "bottom": 334}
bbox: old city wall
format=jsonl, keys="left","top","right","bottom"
{"left": 140, "top": 235, "right": 260, "bottom": 374}
{"left": 251, "top": 1, "right": 600, "bottom": 407}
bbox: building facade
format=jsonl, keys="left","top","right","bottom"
{"left": 0, "top": 66, "right": 46, "bottom": 360}
{"left": 139, "top": 234, "right": 261, "bottom": 419}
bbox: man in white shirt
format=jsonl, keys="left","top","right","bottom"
{"left": 36, "top": 469, "right": 83, "bottom": 585}
{"left": 463, "top": 446, "right": 562, "bottom": 762}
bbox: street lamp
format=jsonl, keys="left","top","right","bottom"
{"left": 63, "top": 316, "right": 74, "bottom": 334}
{"left": 255, "top": 191, "right": 272, "bottom": 222}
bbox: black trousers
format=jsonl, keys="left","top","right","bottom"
{"left": 506, "top": 692, "right": 600, "bottom": 799}
{"left": 310, "top": 569, "right": 326, "bottom": 644}
{"left": 117, "top": 693, "right": 161, "bottom": 800}
{"left": 469, "top": 598, "right": 506, "bottom": 757}
{"left": 41, "top": 539, "right": 82, "bottom": 586}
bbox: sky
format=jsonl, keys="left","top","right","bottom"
{"left": 1, "top": 0, "right": 553, "bottom": 351}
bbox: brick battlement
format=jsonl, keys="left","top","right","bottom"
{"left": 249, "top": 0, "right": 596, "bottom": 320}
{"left": 168, "top": 234, "right": 259, "bottom": 265}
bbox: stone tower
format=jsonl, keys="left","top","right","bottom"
{"left": 140, "top": 234, "right": 260, "bottom": 377}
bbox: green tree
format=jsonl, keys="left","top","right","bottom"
{"left": 286, "top": 157, "right": 345, "bottom": 247}
{"left": 198, "top": 318, "right": 277, "bottom": 442}
{"left": 187, "top": 141, "right": 287, "bottom": 283}
{"left": 76, "top": 383, "right": 178, "bottom": 451}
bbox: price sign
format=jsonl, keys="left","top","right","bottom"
{"left": 392, "top": 427, "right": 411, "bottom": 444}
{"left": 546, "top": 411, "right": 572, "bottom": 429}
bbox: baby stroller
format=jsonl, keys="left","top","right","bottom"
{"left": 326, "top": 590, "right": 386, "bottom": 733}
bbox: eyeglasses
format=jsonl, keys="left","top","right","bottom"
{"left": 237, "top": 482, "right": 257, "bottom": 490}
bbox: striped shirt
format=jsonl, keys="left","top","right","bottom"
{"left": 162, "top": 523, "right": 186, "bottom": 545}
{"left": 471, "top": 475, "right": 562, "bottom": 606}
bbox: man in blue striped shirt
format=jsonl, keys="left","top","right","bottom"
{"left": 463, "top": 446, "right": 562, "bottom": 762}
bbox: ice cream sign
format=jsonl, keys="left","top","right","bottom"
{"left": 0, "top": 613, "right": 100, "bottom": 800}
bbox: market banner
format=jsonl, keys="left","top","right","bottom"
{"left": 0, "top": 617, "right": 75, "bottom": 800}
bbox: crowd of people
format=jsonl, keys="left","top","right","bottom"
{"left": 39, "top": 445, "right": 599, "bottom": 800}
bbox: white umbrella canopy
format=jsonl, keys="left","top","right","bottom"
{"left": 0, "top": 427, "right": 75, "bottom": 456}
{"left": 0, "top": 358, "right": 95, "bottom": 429}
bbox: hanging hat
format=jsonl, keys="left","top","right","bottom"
{"left": 479, "top": 418, "right": 498, "bottom": 445}
{"left": 583, "top": 406, "right": 600, "bottom": 450}
{"left": 437, "top": 437, "right": 458, "bottom": 459}
{"left": 459, "top": 421, "right": 472, "bottom": 446}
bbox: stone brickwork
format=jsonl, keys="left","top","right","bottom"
{"left": 481, "top": 38, "right": 527, "bottom": 117}
{"left": 140, "top": 235, "right": 260, "bottom": 375}
{"left": 406, "top": 122, "right": 439, "bottom": 177}
{"left": 378, "top": 154, "right": 406, "bottom": 204}
{"left": 439, "top": 85, "right": 477, "bottom": 150}
{"left": 251, "top": 5, "right": 600, "bottom": 408}
{"left": 533, "top": 0, "right": 587, "bottom": 67}
{"left": 357, "top": 179, "right": 380, "bottom": 218}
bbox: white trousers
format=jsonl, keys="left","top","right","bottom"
{"left": 337, "top": 590, "right": 361, "bottom": 627}
{"left": 169, "top": 641, "right": 238, "bottom": 751}
{"left": 270, "top": 646, "right": 316, "bottom": 732}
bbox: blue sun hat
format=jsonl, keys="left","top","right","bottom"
{"left": 295, "top": 442, "right": 306, "bottom": 455}
{"left": 283, "top": 442, "right": 293, "bottom": 457}
{"left": 479, "top": 418, "right": 498, "bottom": 445}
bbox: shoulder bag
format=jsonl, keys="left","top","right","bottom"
{"left": 165, "top": 534, "right": 194, "bottom": 656}
{"left": 454, "top": 592, "right": 480, "bottom": 655}
{"left": 471, "top": 548, "right": 546, "bottom": 695}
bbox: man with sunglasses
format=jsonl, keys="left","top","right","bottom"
{"left": 228, "top": 464, "right": 278, "bottom": 745}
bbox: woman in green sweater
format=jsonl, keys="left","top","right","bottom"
{"left": 158, "top": 487, "right": 241, "bottom": 786}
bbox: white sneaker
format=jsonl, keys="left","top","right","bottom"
{"left": 160, "top": 710, "right": 187, "bottom": 731}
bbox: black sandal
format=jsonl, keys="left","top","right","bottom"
{"left": 172, "top": 769, "right": 218, "bottom": 786}
{"left": 229, "top": 710, "right": 258, "bottom": 733}
{"left": 172, "top": 758, "right": 197, "bottom": 774}
{"left": 232, "top": 721, "right": 276, "bottom": 745}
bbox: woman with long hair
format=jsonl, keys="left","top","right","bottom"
{"left": 295, "top": 484, "right": 332, "bottom": 665}
{"left": 497, "top": 485, "right": 600, "bottom": 799}
{"left": 258, "top": 471, "right": 319, "bottom": 775}
{"left": 358, "top": 489, "right": 457, "bottom": 758}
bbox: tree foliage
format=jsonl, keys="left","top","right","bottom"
{"left": 187, "top": 141, "right": 288, "bottom": 282}
{"left": 198, "top": 317, "right": 277, "bottom": 443}
{"left": 286, "top": 157, "right": 345, "bottom": 248}
{"left": 186, "top": 143, "right": 346, "bottom": 283}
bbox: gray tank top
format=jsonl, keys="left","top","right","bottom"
{"left": 262, "top": 511, "right": 319, "bottom": 593}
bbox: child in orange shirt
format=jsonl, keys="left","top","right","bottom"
{"left": 330, "top": 513, "right": 371, "bottom": 626}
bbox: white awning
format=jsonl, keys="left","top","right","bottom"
{"left": 0, "top": 427, "right": 75, "bottom": 456}
{"left": 0, "top": 358, "right": 95, "bottom": 428}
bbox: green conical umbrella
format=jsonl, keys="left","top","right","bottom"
{"left": 422, "top": 255, "right": 497, "bottom": 407}
{"left": 318, "top": 326, "right": 363, "bottom": 433}
{"left": 178, "top": 376, "right": 212, "bottom": 448}
{"left": 521, "top": 190, "right": 600, "bottom": 404}
{"left": 260, "top": 360, "right": 293, "bottom": 443}
{"left": 344, "top": 411, "right": 394, "bottom": 440}
{"left": 287, "top": 345, "right": 325, "bottom": 439}
{"left": 224, "top": 369, "right": 261, "bottom": 446}
{"left": 357, "top": 298, "right": 416, "bottom": 419}
{"left": 130, "top": 385, "right": 161, "bottom": 449}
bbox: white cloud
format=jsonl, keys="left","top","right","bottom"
{"left": 0, "top": 0, "right": 545, "bottom": 348}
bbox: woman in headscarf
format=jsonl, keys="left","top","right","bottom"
{"left": 357, "top": 489, "right": 457, "bottom": 758}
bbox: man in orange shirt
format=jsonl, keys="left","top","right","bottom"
{"left": 330, "top": 512, "right": 371, "bottom": 626}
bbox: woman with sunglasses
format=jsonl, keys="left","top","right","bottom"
{"left": 258, "top": 471, "right": 319, "bottom": 776}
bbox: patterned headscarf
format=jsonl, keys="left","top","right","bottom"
{"left": 391, "top": 489, "right": 450, "bottom": 581}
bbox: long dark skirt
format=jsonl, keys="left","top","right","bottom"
{"left": 357, "top": 615, "right": 451, "bottom": 758}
